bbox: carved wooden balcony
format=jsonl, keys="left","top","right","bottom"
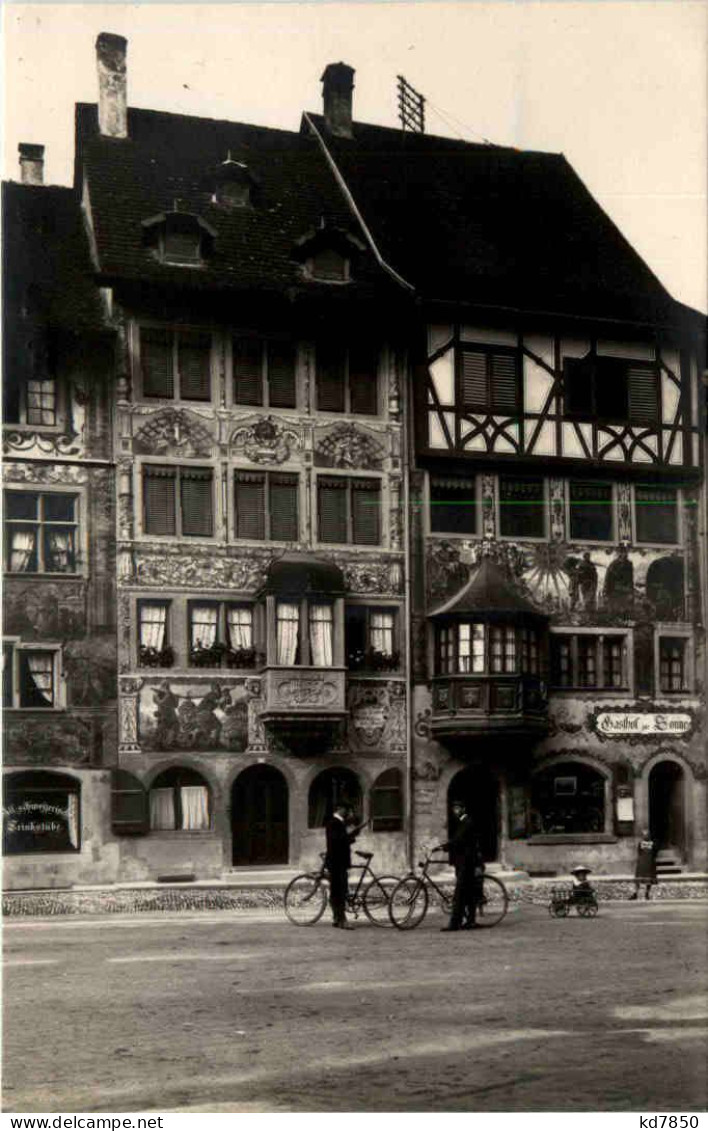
{"left": 430, "top": 674, "right": 548, "bottom": 740}
{"left": 260, "top": 665, "right": 347, "bottom": 747}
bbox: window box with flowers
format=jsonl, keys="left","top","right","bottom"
{"left": 348, "top": 648, "right": 400, "bottom": 673}
{"left": 139, "top": 644, "right": 175, "bottom": 669}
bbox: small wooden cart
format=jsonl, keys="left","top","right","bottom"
{"left": 548, "top": 883, "right": 599, "bottom": 918}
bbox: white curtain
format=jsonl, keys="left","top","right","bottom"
{"left": 66, "top": 793, "right": 79, "bottom": 848}
{"left": 309, "top": 604, "right": 333, "bottom": 667}
{"left": 191, "top": 606, "right": 218, "bottom": 649}
{"left": 277, "top": 603, "right": 300, "bottom": 665}
{"left": 181, "top": 786, "right": 210, "bottom": 830}
{"left": 140, "top": 604, "right": 167, "bottom": 650}
{"left": 471, "top": 624, "right": 485, "bottom": 672}
{"left": 227, "top": 607, "right": 253, "bottom": 650}
{"left": 150, "top": 788, "right": 176, "bottom": 830}
{"left": 370, "top": 611, "right": 394, "bottom": 655}
{"left": 47, "top": 530, "right": 73, "bottom": 572}
{"left": 10, "top": 530, "right": 35, "bottom": 573}
{"left": 458, "top": 623, "right": 485, "bottom": 674}
{"left": 26, "top": 653, "right": 53, "bottom": 705}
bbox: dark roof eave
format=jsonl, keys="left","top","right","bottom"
{"left": 418, "top": 294, "right": 689, "bottom": 334}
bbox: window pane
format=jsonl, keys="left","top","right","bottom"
{"left": 578, "top": 637, "right": 598, "bottom": 687}
{"left": 569, "top": 482, "right": 613, "bottom": 541}
{"left": 6, "top": 526, "right": 37, "bottom": 572}
{"left": 595, "top": 358, "right": 629, "bottom": 420}
{"left": 233, "top": 337, "right": 263, "bottom": 406}
{"left": 190, "top": 604, "right": 219, "bottom": 650}
{"left": 139, "top": 603, "right": 168, "bottom": 650}
{"left": 267, "top": 341, "right": 297, "bottom": 408}
{"left": 227, "top": 607, "right": 253, "bottom": 650}
{"left": 316, "top": 342, "right": 346, "bottom": 412}
{"left": 269, "top": 474, "right": 298, "bottom": 541}
{"left": 351, "top": 479, "right": 380, "bottom": 546}
{"left": 564, "top": 356, "right": 594, "bottom": 416}
{"left": 660, "top": 638, "right": 686, "bottom": 692}
{"left": 499, "top": 476, "right": 544, "bottom": 538}
{"left": 143, "top": 467, "right": 176, "bottom": 536}
{"left": 318, "top": 478, "right": 347, "bottom": 544}
{"left": 43, "top": 495, "right": 75, "bottom": 522}
{"left": 309, "top": 604, "right": 333, "bottom": 667}
{"left": 235, "top": 474, "right": 265, "bottom": 540}
{"left": 26, "top": 379, "right": 57, "bottom": 425}
{"left": 44, "top": 527, "right": 76, "bottom": 572}
{"left": 603, "top": 637, "right": 625, "bottom": 688}
{"left": 5, "top": 492, "right": 38, "bottom": 520}
{"left": 178, "top": 332, "right": 211, "bottom": 401}
{"left": 635, "top": 486, "right": 678, "bottom": 544}
{"left": 141, "top": 329, "right": 173, "bottom": 398}
{"left": 370, "top": 611, "right": 394, "bottom": 656}
{"left": 430, "top": 477, "right": 476, "bottom": 535}
{"left": 180, "top": 470, "right": 213, "bottom": 537}
{"left": 19, "top": 651, "right": 54, "bottom": 708}
{"left": 276, "top": 602, "right": 300, "bottom": 665}
{"left": 551, "top": 637, "right": 572, "bottom": 687}
{"left": 349, "top": 345, "right": 378, "bottom": 415}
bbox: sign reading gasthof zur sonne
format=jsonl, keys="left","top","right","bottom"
{"left": 595, "top": 712, "right": 692, "bottom": 736}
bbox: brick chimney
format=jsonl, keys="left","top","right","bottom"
{"left": 321, "top": 63, "right": 355, "bottom": 139}
{"left": 96, "top": 32, "right": 128, "bottom": 138}
{"left": 18, "top": 144, "right": 45, "bottom": 185}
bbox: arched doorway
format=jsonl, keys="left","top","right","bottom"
{"left": 649, "top": 761, "right": 685, "bottom": 858}
{"left": 232, "top": 765, "right": 289, "bottom": 866}
{"left": 447, "top": 766, "right": 498, "bottom": 862}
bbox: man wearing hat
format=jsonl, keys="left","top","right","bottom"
{"left": 434, "top": 800, "right": 484, "bottom": 932}
{"left": 325, "top": 802, "right": 364, "bottom": 930}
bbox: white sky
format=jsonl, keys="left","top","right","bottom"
{"left": 3, "top": 1, "right": 706, "bottom": 313}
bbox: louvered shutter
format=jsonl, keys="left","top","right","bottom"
{"left": 316, "top": 342, "right": 346, "bottom": 412}
{"left": 628, "top": 364, "right": 659, "bottom": 422}
{"left": 318, "top": 477, "right": 347, "bottom": 543}
{"left": 178, "top": 332, "right": 211, "bottom": 401}
{"left": 269, "top": 474, "right": 298, "bottom": 541}
{"left": 234, "top": 472, "right": 265, "bottom": 539}
{"left": 352, "top": 478, "right": 381, "bottom": 546}
{"left": 461, "top": 350, "right": 487, "bottom": 409}
{"left": 180, "top": 468, "right": 213, "bottom": 537}
{"left": 111, "top": 769, "right": 149, "bottom": 836}
{"left": 267, "top": 341, "right": 296, "bottom": 408}
{"left": 233, "top": 337, "right": 264, "bottom": 406}
{"left": 141, "top": 329, "right": 174, "bottom": 398}
{"left": 143, "top": 466, "right": 176, "bottom": 535}
{"left": 490, "top": 352, "right": 519, "bottom": 413}
{"left": 349, "top": 344, "right": 378, "bottom": 415}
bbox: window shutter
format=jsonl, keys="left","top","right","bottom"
{"left": 143, "top": 466, "right": 176, "bottom": 536}
{"left": 233, "top": 337, "right": 264, "bottom": 405}
{"left": 349, "top": 345, "right": 378, "bottom": 415}
{"left": 352, "top": 478, "right": 381, "bottom": 546}
{"left": 490, "top": 353, "right": 518, "bottom": 413}
{"left": 316, "top": 342, "right": 346, "bottom": 412}
{"left": 267, "top": 341, "right": 297, "bottom": 408}
{"left": 141, "top": 329, "right": 173, "bottom": 398}
{"left": 564, "top": 356, "right": 594, "bottom": 416}
{"left": 628, "top": 364, "right": 659, "bottom": 422}
{"left": 180, "top": 468, "right": 213, "bottom": 537}
{"left": 269, "top": 474, "right": 298, "bottom": 541}
{"left": 235, "top": 472, "right": 265, "bottom": 539}
{"left": 178, "top": 332, "right": 211, "bottom": 401}
{"left": 111, "top": 769, "right": 149, "bottom": 836}
{"left": 461, "top": 350, "right": 487, "bottom": 408}
{"left": 318, "top": 477, "right": 347, "bottom": 543}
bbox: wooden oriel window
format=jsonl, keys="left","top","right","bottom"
{"left": 459, "top": 345, "right": 520, "bottom": 414}
{"left": 234, "top": 471, "right": 298, "bottom": 541}
{"left": 142, "top": 465, "right": 214, "bottom": 537}
{"left": 140, "top": 327, "right": 212, "bottom": 401}
{"left": 318, "top": 476, "right": 381, "bottom": 546}
{"left": 315, "top": 341, "right": 378, "bottom": 415}
{"left": 232, "top": 336, "right": 296, "bottom": 408}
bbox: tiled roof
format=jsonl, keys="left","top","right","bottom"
{"left": 75, "top": 104, "right": 387, "bottom": 299}
{"left": 428, "top": 557, "right": 546, "bottom": 619}
{"left": 304, "top": 114, "right": 685, "bottom": 327}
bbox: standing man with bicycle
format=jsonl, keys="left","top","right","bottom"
{"left": 435, "top": 800, "right": 484, "bottom": 932}
{"left": 325, "top": 803, "right": 362, "bottom": 930}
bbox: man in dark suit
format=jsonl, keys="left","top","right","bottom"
{"left": 435, "top": 800, "right": 484, "bottom": 931}
{"left": 325, "top": 803, "right": 362, "bottom": 930}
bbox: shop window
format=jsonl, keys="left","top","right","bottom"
{"left": 3, "top": 771, "right": 80, "bottom": 854}
{"left": 370, "top": 769, "right": 404, "bottom": 832}
{"left": 659, "top": 637, "right": 689, "bottom": 693}
{"left": 149, "top": 767, "right": 211, "bottom": 831}
{"left": 234, "top": 471, "right": 298, "bottom": 541}
{"left": 646, "top": 557, "right": 685, "bottom": 620}
{"left": 139, "top": 327, "right": 212, "bottom": 401}
{"left": 499, "top": 476, "right": 545, "bottom": 539}
{"left": 308, "top": 768, "right": 362, "bottom": 828}
{"left": 346, "top": 606, "right": 398, "bottom": 671}
{"left": 532, "top": 762, "right": 605, "bottom": 835}
{"left": 188, "top": 602, "right": 256, "bottom": 668}
{"left": 569, "top": 481, "right": 614, "bottom": 542}
{"left": 232, "top": 336, "right": 296, "bottom": 408}
{"left": 459, "top": 345, "right": 520, "bottom": 414}
{"left": 429, "top": 475, "right": 477, "bottom": 535}
{"left": 564, "top": 354, "right": 659, "bottom": 423}
{"left": 550, "top": 632, "right": 628, "bottom": 690}
{"left": 4, "top": 490, "right": 78, "bottom": 574}
{"left": 316, "top": 341, "right": 378, "bottom": 415}
{"left": 142, "top": 465, "right": 214, "bottom": 538}
{"left": 317, "top": 476, "right": 381, "bottom": 546}
{"left": 635, "top": 486, "right": 678, "bottom": 545}
{"left": 138, "top": 601, "right": 173, "bottom": 668}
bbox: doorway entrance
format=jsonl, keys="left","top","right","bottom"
{"left": 447, "top": 766, "right": 499, "bottom": 862}
{"left": 231, "top": 764, "right": 289, "bottom": 866}
{"left": 648, "top": 760, "right": 686, "bottom": 859}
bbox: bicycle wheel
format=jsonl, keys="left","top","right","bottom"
{"left": 474, "top": 875, "right": 509, "bottom": 928}
{"left": 284, "top": 873, "right": 328, "bottom": 926}
{"left": 362, "top": 875, "right": 399, "bottom": 927}
{"left": 389, "top": 877, "right": 429, "bottom": 930}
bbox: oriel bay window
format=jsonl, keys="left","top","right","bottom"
{"left": 139, "top": 327, "right": 212, "bottom": 401}
{"left": 569, "top": 481, "right": 614, "bottom": 541}
{"left": 142, "top": 465, "right": 214, "bottom": 537}
{"left": 635, "top": 486, "right": 679, "bottom": 545}
{"left": 316, "top": 340, "right": 378, "bottom": 415}
{"left": 189, "top": 603, "right": 255, "bottom": 667}
{"left": 234, "top": 471, "right": 298, "bottom": 541}
{"left": 436, "top": 622, "right": 539, "bottom": 676}
{"left": 232, "top": 335, "right": 296, "bottom": 408}
{"left": 550, "top": 632, "right": 628, "bottom": 690}
{"left": 275, "top": 601, "right": 333, "bottom": 666}
{"left": 4, "top": 491, "right": 78, "bottom": 574}
{"left": 499, "top": 476, "right": 545, "bottom": 539}
{"left": 318, "top": 476, "right": 381, "bottom": 546}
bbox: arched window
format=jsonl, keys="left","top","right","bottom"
{"left": 646, "top": 557, "right": 684, "bottom": 621}
{"left": 308, "top": 768, "right": 362, "bottom": 828}
{"left": 149, "top": 767, "right": 211, "bottom": 831}
{"left": 370, "top": 769, "right": 403, "bottom": 832}
{"left": 3, "top": 770, "right": 80, "bottom": 855}
{"left": 531, "top": 761, "right": 605, "bottom": 836}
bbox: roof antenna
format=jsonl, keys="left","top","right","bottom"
{"left": 397, "top": 75, "right": 425, "bottom": 133}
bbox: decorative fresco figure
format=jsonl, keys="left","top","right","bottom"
{"left": 153, "top": 681, "right": 179, "bottom": 750}
{"left": 646, "top": 557, "right": 684, "bottom": 621}
{"left": 221, "top": 697, "right": 248, "bottom": 752}
{"left": 564, "top": 555, "right": 581, "bottom": 609}
{"left": 604, "top": 545, "right": 634, "bottom": 613}
{"left": 177, "top": 696, "right": 200, "bottom": 747}
{"left": 577, "top": 552, "right": 598, "bottom": 611}
{"left": 193, "top": 682, "right": 227, "bottom": 749}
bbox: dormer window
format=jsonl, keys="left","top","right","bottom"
{"left": 293, "top": 225, "right": 364, "bottom": 285}
{"left": 211, "top": 159, "right": 256, "bottom": 209}
{"left": 141, "top": 209, "right": 216, "bottom": 267}
{"left": 307, "top": 248, "right": 349, "bottom": 283}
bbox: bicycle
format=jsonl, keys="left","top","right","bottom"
{"left": 388, "top": 849, "right": 509, "bottom": 930}
{"left": 284, "top": 850, "right": 400, "bottom": 927}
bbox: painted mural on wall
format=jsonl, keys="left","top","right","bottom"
{"left": 63, "top": 637, "right": 117, "bottom": 707}
{"left": 347, "top": 679, "right": 406, "bottom": 752}
{"left": 133, "top": 409, "right": 214, "bottom": 458}
{"left": 4, "top": 716, "right": 95, "bottom": 765}
{"left": 138, "top": 679, "right": 249, "bottom": 751}
{"left": 314, "top": 423, "right": 385, "bottom": 470}
{"left": 3, "top": 581, "right": 86, "bottom": 639}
